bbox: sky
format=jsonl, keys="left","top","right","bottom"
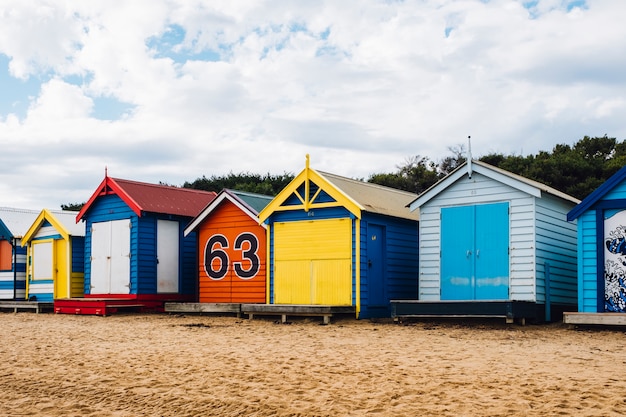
{"left": 1, "top": 0, "right": 625, "bottom": 209}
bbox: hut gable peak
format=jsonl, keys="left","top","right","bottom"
{"left": 258, "top": 161, "right": 363, "bottom": 223}
{"left": 21, "top": 209, "right": 85, "bottom": 245}
{"left": 258, "top": 156, "right": 419, "bottom": 223}
{"left": 77, "top": 175, "right": 217, "bottom": 222}
{"left": 184, "top": 189, "right": 273, "bottom": 236}
{"left": 409, "top": 159, "right": 579, "bottom": 211}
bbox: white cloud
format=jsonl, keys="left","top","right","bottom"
{"left": 0, "top": 0, "right": 625, "bottom": 209}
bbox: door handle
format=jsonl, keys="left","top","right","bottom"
{"left": 466, "top": 250, "right": 472, "bottom": 257}
{"left": 476, "top": 249, "right": 480, "bottom": 258}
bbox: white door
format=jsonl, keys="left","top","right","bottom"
{"left": 90, "top": 219, "right": 131, "bottom": 294}
{"left": 32, "top": 241, "right": 53, "bottom": 280}
{"left": 157, "top": 220, "right": 179, "bottom": 293}
{"left": 110, "top": 219, "right": 131, "bottom": 293}
{"left": 90, "top": 222, "right": 109, "bottom": 293}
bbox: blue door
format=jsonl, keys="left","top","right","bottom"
{"left": 474, "top": 203, "right": 509, "bottom": 299}
{"left": 441, "top": 202, "right": 509, "bottom": 300}
{"left": 367, "top": 224, "right": 386, "bottom": 306}
{"left": 441, "top": 206, "right": 474, "bottom": 300}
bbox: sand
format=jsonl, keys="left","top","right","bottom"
{"left": 0, "top": 312, "right": 625, "bottom": 417}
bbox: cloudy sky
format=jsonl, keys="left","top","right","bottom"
{"left": 1, "top": 0, "right": 624, "bottom": 209}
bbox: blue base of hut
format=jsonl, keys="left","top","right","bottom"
{"left": 390, "top": 300, "right": 574, "bottom": 323}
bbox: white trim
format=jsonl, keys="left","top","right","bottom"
{"left": 184, "top": 190, "right": 266, "bottom": 237}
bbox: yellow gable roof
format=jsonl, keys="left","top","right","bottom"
{"left": 258, "top": 156, "right": 419, "bottom": 223}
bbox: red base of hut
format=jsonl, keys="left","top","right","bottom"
{"left": 54, "top": 294, "right": 193, "bottom": 316}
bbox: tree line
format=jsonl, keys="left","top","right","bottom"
{"left": 368, "top": 135, "right": 626, "bottom": 200}
{"left": 61, "top": 135, "right": 625, "bottom": 210}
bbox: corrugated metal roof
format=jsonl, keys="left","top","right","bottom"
{"left": 112, "top": 178, "right": 217, "bottom": 217}
{"left": 77, "top": 177, "right": 218, "bottom": 221}
{"left": 0, "top": 207, "right": 41, "bottom": 238}
{"left": 472, "top": 160, "right": 580, "bottom": 204}
{"left": 317, "top": 171, "right": 419, "bottom": 221}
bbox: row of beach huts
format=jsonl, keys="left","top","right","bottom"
{"left": 1, "top": 155, "right": 625, "bottom": 325}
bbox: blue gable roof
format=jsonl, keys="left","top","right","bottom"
{"left": 567, "top": 164, "right": 626, "bottom": 221}
{"left": 0, "top": 219, "right": 11, "bottom": 240}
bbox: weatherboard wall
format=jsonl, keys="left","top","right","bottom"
{"left": 82, "top": 193, "right": 197, "bottom": 297}
{"left": 359, "top": 212, "right": 419, "bottom": 318}
{"left": 534, "top": 195, "right": 578, "bottom": 306}
{"left": 570, "top": 174, "right": 626, "bottom": 313}
{"left": 196, "top": 199, "right": 266, "bottom": 303}
{"left": 266, "top": 206, "right": 418, "bottom": 319}
{"left": 82, "top": 194, "right": 135, "bottom": 294}
{"left": 0, "top": 239, "right": 26, "bottom": 300}
{"left": 416, "top": 170, "right": 577, "bottom": 306}
{"left": 24, "top": 216, "right": 85, "bottom": 301}
{"left": 418, "top": 172, "right": 536, "bottom": 301}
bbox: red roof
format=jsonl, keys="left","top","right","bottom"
{"left": 77, "top": 176, "right": 217, "bottom": 221}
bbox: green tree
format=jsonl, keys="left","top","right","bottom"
{"left": 368, "top": 155, "right": 440, "bottom": 194}
{"left": 479, "top": 135, "right": 626, "bottom": 200}
{"left": 60, "top": 202, "right": 84, "bottom": 211}
{"left": 183, "top": 172, "right": 294, "bottom": 196}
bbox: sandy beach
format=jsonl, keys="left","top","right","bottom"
{"left": 0, "top": 312, "right": 625, "bottom": 416}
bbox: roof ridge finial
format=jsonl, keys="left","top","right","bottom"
{"left": 105, "top": 166, "right": 108, "bottom": 178}
{"left": 467, "top": 136, "right": 473, "bottom": 178}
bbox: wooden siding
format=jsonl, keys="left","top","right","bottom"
{"left": 534, "top": 195, "right": 578, "bottom": 305}
{"left": 359, "top": 213, "right": 418, "bottom": 318}
{"left": 603, "top": 180, "right": 626, "bottom": 200}
{"left": 0, "top": 242, "right": 26, "bottom": 299}
{"left": 180, "top": 229, "right": 197, "bottom": 296}
{"left": 197, "top": 200, "right": 266, "bottom": 303}
{"left": 418, "top": 172, "right": 536, "bottom": 301}
{"left": 84, "top": 193, "right": 196, "bottom": 297}
{"left": 578, "top": 210, "right": 598, "bottom": 312}
{"left": 136, "top": 216, "right": 157, "bottom": 294}
{"left": 509, "top": 197, "right": 536, "bottom": 301}
{"left": 574, "top": 179, "right": 626, "bottom": 313}
{"left": 71, "top": 236, "right": 85, "bottom": 273}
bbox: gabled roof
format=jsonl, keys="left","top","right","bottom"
{"left": 409, "top": 159, "right": 579, "bottom": 211}
{"left": 567, "top": 164, "right": 626, "bottom": 221}
{"left": 258, "top": 156, "right": 419, "bottom": 223}
{"left": 0, "top": 207, "right": 41, "bottom": 240}
{"left": 77, "top": 176, "right": 217, "bottom": 221}
{"left": 184, "top": 189, "right": 273, "bottom": 236}
{"left": 21, "top": 209, "right": 85, "bottom": 245}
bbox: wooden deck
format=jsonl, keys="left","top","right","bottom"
{"left": 563, "top": 312, "right": 626, "bottom": 326}
{"left": 241, "top": 304, "right": 356, "bottom": 324}
{"left": 164, "top": 302, "right": 242, "bottom": 316}
{"left": 0, "top": 301, "right": 54, "bottom": 314}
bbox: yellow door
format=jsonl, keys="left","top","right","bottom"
{"left": 53, "top": 239, "right": 69, "bottom": 299}
{"left": 274, "top": 218, "right": 352, "bottom": 305}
